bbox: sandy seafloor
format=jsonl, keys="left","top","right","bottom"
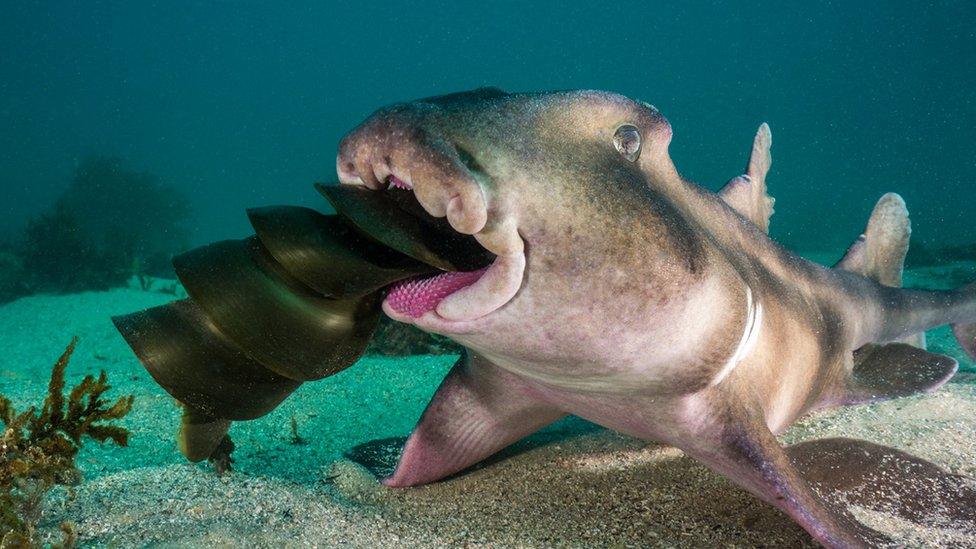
{"left": 1, "top": 255, "right": 974, "bottom": 548}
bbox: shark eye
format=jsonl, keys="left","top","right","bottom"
{"left": 613, "top": 124, "right": 642, "bottom": 162}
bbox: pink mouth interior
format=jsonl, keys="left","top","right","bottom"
{"left": 382, "top": 174, "right": 492, "bottom": 318}
{"left": 386, "top": 268, "right": 488, "bottom": 318}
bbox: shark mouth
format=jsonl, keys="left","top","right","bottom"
{"left": 319, "top": 175, "right": 525, "bottom": 325}
{"left": 386, "top": 268, "right": 490, "bottom": 318}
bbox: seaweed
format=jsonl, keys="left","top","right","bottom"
{"left": 907, "top": 240, "right": 976, "bottom": 267}
{"left": 208, "top": 436, "right": 235, "bottom": 475}
{"left": 0, "top": 338, "right": 134, "bottom": 547}
{"left": 288, "top": 416, "right": 306, "bottom": 446}
{"left": 55, "top": 156, "right": 191, "bottom": 280}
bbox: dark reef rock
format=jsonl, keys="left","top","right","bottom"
{"left": 906, "top": 241, "right": 976, "bottom": 267}
{"left": 12, "top": 156, "right": 193, "bottom": 297}
{"left": 0, "top": 248, "right": 27, "bottom": 304}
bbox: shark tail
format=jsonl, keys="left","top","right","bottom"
{"left": 826, "top": 194, "right": 976, "bottom": 407}
{"left": 835, "top": 193, "right": 925, "bottom": 348}
{"left": 836, "top": 194, "right": 976, "bottom": 351}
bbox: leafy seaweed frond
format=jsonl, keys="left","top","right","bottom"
{"left": 1, "top": 338, "right": 134, "bottom": 548}
{"left": 0, "top": 396, "right": 13, "bottom": 426}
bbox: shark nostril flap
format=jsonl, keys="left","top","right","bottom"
{"left": 317, "top": 183, "right": 494, "bottom": 272}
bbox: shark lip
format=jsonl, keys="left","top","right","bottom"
{"left": 334, "top": 173, "right": 525, "bottom": 327}
{"left": 384, "top": 251, "right": 525, "bottom": 325}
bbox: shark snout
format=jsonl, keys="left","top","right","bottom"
{"left": 336, "top": 115, "right": 488, "bottom": 236}
{"left": 334, "top": 107, "right": 527, "bottom": 327}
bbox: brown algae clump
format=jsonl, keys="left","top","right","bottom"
{"left": 0, "top": 337, "right": 134, "bottom": 547}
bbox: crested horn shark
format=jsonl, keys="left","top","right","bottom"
{"left": 333, "top": 88, "right": 976, "bottom": 547}
{"left": 114, "top": 88, "right": 976, "bottom": 547}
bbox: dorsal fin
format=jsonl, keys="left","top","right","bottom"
{"left": 719, "top": 123, "right": 775, "bottom": 233}
{"left": 834, "top": 234, "right": 868, "bottom": 273}
{"left": 835, "top": 193, "right": 925, "bottom": 348}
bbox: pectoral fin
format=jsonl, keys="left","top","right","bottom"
{"left": 719, "top": 123, "right": 775, "bottom": 233}
{"left": 842, "top": 342, "right": 957, "bottom": 405}
{"left": 385, "top": 352, "right": 565, "bottom": 487}
{"left": 679, "top": 402, "right": 891, "bottom": 548}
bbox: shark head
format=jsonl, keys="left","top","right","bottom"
{"left": 336, "top": 88, "right": 713, "bottom": 370}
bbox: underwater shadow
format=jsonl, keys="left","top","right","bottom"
{"left": 343, "top": 427, "right": 812, "bottom": 547}
{"left": 789, "top": 437, "right": 976, "bottom": 526}
{"left": 345, "top": 416, "right": 602, "bottom": 479}
{"left": 342, "top": 431, "right": 976, "bottom": 547}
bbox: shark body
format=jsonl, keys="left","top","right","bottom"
{"left": 334, "top": 88, "right": 976, "bottom": 548}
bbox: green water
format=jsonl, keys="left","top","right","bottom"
{"left": 2, "top": 2, "right": 975, "bottom": 251}
{"left": 1, "top": 2, "right": 974, "bottom": 546}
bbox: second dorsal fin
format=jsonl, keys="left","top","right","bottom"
{"left": 835, "top": 193, "right": 910, "bottom": 285}
{"left": 835, "top": 193, "right": 925, "bottom": 348}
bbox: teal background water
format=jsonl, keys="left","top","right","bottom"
{"left": 2, "top": 1, "right": 974, "bottom": 252}
{"left": 1, "top": 5, "right": 975, "bottom": 545}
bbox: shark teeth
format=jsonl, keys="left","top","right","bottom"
{"left": 387, "top": 174, "right": 413, "bottom": 190}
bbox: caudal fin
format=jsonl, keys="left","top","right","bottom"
{"left": 952, "top": 283, "right": 976, "bottom": 360}
{"left": 835, "top": 193, "right": 926, "bottom": 348}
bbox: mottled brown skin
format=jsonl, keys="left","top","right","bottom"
{"left": 336, "top": 88, "right": 976, "bottom": 548}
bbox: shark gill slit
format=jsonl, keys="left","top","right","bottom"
{"left": 711, "top": 285, "right": 763, "bottom": 387}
